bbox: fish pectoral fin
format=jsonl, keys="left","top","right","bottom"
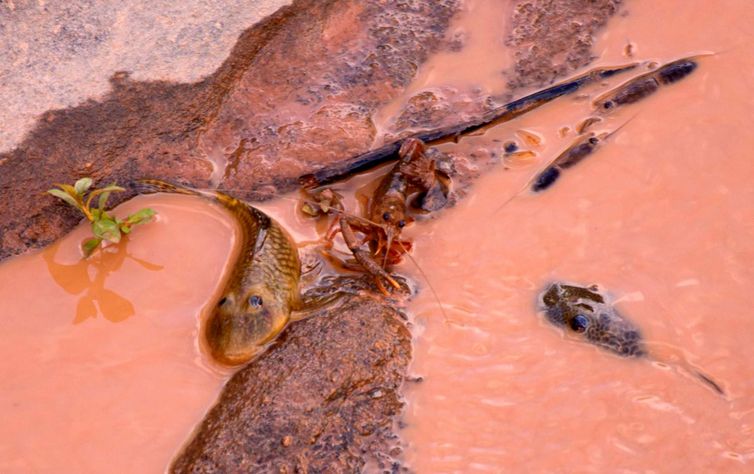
{"left": 292, "top": 287, "right": 356, "bottom": 320}
{"left": 289, "top": 309, "right": 312, "bottom": 322}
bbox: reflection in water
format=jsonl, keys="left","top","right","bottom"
{"left": 42, "top": 238, "right": 163, "bottom": 324}
{"left": 0, "top": 194, "right": 238, "bottom": 472}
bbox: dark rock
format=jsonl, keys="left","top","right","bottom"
{"left": 171, "top": 295, "right": 411, "bottom": 473}
{"left": 506, "top": 0, "right": 623, "bottom": 89}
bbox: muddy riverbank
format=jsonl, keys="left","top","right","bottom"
{"left": 1, "top": 0, "right": 626, "bottom": 471}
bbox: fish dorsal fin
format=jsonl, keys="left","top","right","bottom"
{"left": 250, "top": 208, "right": 271, "bottom": 253}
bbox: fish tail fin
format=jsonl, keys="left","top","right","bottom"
{"left": 692, "top": 369, "right": 726, "bottom": 397}
{"left": 134, "top": 178, "right": 233, "bottom": 203}
{"left": 645, "top": 341, "right": 727, "bottom": 398}
{"left": 602, "top": 113, "right": 639, "bottom": 141}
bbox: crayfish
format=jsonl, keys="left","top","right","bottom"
{"left": 301, "top": 138, "right": 452, "bottom": 294}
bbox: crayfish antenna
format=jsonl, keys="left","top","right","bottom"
{"left": 395, "top": 241, "right": 454, "bottom": 325}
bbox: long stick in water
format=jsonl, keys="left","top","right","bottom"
{"left": 300, "top": 63, "right": 638, "bottom": 187}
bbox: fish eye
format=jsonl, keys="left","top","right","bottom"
{"left": 397, "top": 219, "right": 406, "bottom": 228}
{"left": 382, "top": 211, "right": 392, "bottom": 222}
{"left": 218, "top": 297, "right": 228, "bottom": 307}
{"left": 569, "top": 314, "right": 590, "bottom": 333}
{"left": 248, "top": 295, "right": 263, "bottom": 308}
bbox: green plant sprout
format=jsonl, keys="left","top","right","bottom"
{"left": 47, "top": 178, "right": 156, "bottom": 257}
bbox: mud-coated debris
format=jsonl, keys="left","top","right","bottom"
{"left": 504, "top": 141, "right": 519, "bottom": 153}
{"left": 299, "top": 187, "right": 343, "bottom": 217}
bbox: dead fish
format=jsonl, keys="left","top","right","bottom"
{"left": 531, "top": 134, "right": 601, "bottom": 192}
{"left": 539, "top": 282, "right": 725, "bottom": 396}
{"left": 594, "top": 57, "right": 699, "bottom": 112}
{"left": 529, "top": 116, "right": 635, "bottom": 192}
{"left": 137, "top": 179, "right": 303, "bottom": 366}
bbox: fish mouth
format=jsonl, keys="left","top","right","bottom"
{"left": 210, "top": 346, "right": 261, "bottom": 366}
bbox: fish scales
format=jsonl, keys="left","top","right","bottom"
{"left": 137, "top": 179, "right": 301, "bottom": 365}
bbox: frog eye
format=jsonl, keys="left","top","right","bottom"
{"left": 569, "top": 314, "right": 590, "bottom": 333}
{"left": 602, "top": 100, "right": 614, "bottom": 110}
{"left": 218, "top": 297, "right": 228, "bottom": 307}
{"left": 382, "top": 211, "right": 392, "bottom": 222}
{"left": 588, "top": 137, "right": 599, "bottom": 145}
{"left": 397, "top": 219, "right": 406, "bottom": 228}
{"left": 248, "top": 295, "right": 263, "bottom": 308}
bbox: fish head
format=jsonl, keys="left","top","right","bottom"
{"left": 541, "top": 283, "right": 644, "bottom": 357}
{"left": 205, "top": 284, "right": 290, "bottom": 365}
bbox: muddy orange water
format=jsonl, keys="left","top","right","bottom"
{"left": 394, "top": 0, "right": 754, "bottom": 472}
{"left": 3, "top": 2, "right": 754, "bottom": 473}
{"left": 0, "top": 194, "right": 244, "bottom": 472}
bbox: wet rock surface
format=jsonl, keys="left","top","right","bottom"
{"left": 0, "top": 0, "right": 460, "bottom": 260}
{"left": 0, "top": 0, "right": 624, "bottom": 262}
{"left": 1, "top": 0, "right": 623, "bottom": 470}
{"left": 171, "top": 294, "right": 411, "bottom": 473}
{"left": 378, "top": 0, "right": 624, "bottom": 180}
{"left": 506, "top": 0, "right": 623, "bottom": 89}
{"left": 0, "top": 0, "right": 291, "bottom": 152}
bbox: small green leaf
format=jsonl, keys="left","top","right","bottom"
{"left": 81, "top": 237, "right": 102, "bottom": 257}
{"left": 92, "top": 217, "right": 121, "bottom": 243}
{"left": 55, "top": 183, "right": 79, "bottom": 199}
{"left": 97, "top": 191, "right": 112, "bottom": 210}
{"left": 47, "top": 188, "right": 81, "bottom": 209}
{"left": 74, "top": 177, "right": 93, "bottom": 195}
{"left": 86, "top": 185, "right": 124, "bottom": 209}
{"left": 125, "top": 208, "right": 156, "bottom": 226}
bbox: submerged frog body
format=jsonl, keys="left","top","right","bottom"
{"left": 138, "top": 179, "right": 302, "bottom": 365}
{"left": 540, "top": 282, "right": 725, "bottom": 395}
{"left": 540, "top": 282, "right": 644, "bottom": 357}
